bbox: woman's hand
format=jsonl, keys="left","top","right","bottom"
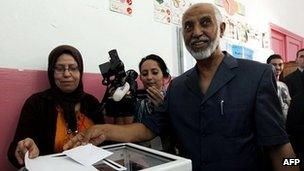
{"left": 15, "top": 138, "right": 39, "bottom": 165}
{"left": 147, "top": 86, "right": 164, "bottom": 107}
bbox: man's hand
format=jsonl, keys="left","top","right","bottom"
{"left": 147, "top": 86, "right": 164, "bottom": 107}
{"left": 268, "top": 143, "right": 299, "bottom": 171}
{"left": 15, "top": 138, "right": 39, "bottom": 165}
{"left": 63, "top": 123, "right": 155, "bottom": 150}
{"left": 63, "top": 125, "right": 106, "bottom": 150}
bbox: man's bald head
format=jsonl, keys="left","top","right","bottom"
{"left": 182, "top": 3, "right": 222, "bottom": 26}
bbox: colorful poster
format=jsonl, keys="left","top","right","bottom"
{"left": 170, "top": 0, "right": 191, "bottom": 26}
{"left": 109, "top": 0, "right": 133, "bottom": 16}
{"left": 214, "top": 0, "right": 246, "bottom": 16}
{"left": 232, "top": 45, "right": 243, "bottom": 58}
{"left": 154, "top": 0, "right": 171, "bottom": 24}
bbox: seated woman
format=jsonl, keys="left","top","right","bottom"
{"left": 7, "top": 45, "right": 104, "bottom": 168}
{"left": 134, "top": 54, "right": 172, "bottom": 151}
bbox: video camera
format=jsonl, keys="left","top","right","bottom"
{"left": 99, "top": 49, "right": 138, "bottom": 101}
{"left": 99, "top": 50, "right": 126, "bottom": 87}
{"left": 99, "top": 49, "right": 138, "bottom": 116}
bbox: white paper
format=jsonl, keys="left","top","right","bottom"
{"left": 63, "top": 143, "right": 113, "bottom": 166}
{"left": 24, "top": 151, "right": 30, "bottom": 168}
{"left": 24, "top": 144, "right": 113, "bottom": 171}
{"left": 25, "top": 152, "right": 98, "bottom": 171}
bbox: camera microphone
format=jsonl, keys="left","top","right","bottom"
{"left": 112, "top": 82, "right": 130, "bottom": 101}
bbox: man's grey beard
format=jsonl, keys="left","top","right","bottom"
{"left": 186, "top": 28, "right": 221, "bottom": 60}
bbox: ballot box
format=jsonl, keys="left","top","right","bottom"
{"left": 22, "top": 143, "right": 191, "bottom": 171}
{"left": 93, "top": 143, "right": 192, "bottom": 171}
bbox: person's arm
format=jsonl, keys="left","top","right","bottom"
{"left": 254, "top": 66, "right": 298, "bottom": 170}
{"left": 7, "top": 94, "right": 41, "bottom": 168}
{"left": 64, "top": 81, "right": 172, "bottom": 150}
{"left": 63, "top": 123, "right": 155, "bottom": 150}
{"left": 267, "top": 143, "right": 299, "bottom": 171}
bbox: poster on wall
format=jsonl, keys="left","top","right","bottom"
{"left": 214, "top": 0, "right": 246, "bottom": 16}
{"left": 229, "top": 44, "right": 254, "bottom": 60}
{"left": 154, "top": 0, "right": 172, "bottom": 24}
{"left": 223, "top": 14, "right": 269, "bottom": 50}
{"left": 244, "top": 47, "right": 254, "bottom": 60}
{"left": 232, "top": 45, "right": 243, "bottom": 58}
{"left": 170, "top": 0, "right": 191, "bottom": 26}
{"left": 109, "top": 0, "right": 133, "bottom": 16}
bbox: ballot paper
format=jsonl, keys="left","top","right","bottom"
{"left": 25, "top": 144, "right": 113, "bottom": 171}
{"left": 63, "top": 143, "right": 113, "bottom": 166}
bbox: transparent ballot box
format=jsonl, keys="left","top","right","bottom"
{"left": 93, "top": 143, "right": 192, "bottom": 171}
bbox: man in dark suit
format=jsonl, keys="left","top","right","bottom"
{"left": 65, "top": 3, "right": 298, "bottom": 171}
{"left": 284, "top": 49, "right": 304, "bottom": 98}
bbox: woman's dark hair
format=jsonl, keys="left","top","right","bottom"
{"left": 139, "top": 54, "right": 170, "bottom": 78}
{"left": 266, "top": 54, "right": 283, "bottom": 64}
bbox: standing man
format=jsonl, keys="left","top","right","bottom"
{"left": 284, "top": 48, "right": 304, "bottom": 98}
{"left": 65, "top": 3, "right": 298, "bottom": 171}
{"left": 267, "top": 54, "right": 291, "bottom": 120}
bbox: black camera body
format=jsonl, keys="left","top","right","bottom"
{"left": 99, "top": 49, "right": 139, "bottom": 117}
{"left": 99, "top": 49, "right": 126, "bottom": 88}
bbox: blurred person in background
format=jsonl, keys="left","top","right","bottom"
{"left": 267, "top": 54, "right": 291, "bottom": 121}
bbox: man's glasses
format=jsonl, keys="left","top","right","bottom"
{"left": 54, "top": 65, "right": 79, "bottom": 74}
